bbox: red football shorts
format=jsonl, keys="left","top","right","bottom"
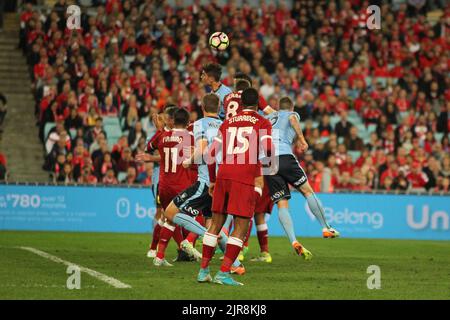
{"left": 158, "top": 184, "right": 183, "bottom": 210}
{"left": 212, "top": 179, "right": 257, "bottom": 218}
{"left": 255, "top": 184, "right": 274, "bottom": 214}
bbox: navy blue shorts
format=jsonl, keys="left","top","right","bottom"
{"left": 266, "top": 154, "right": 308, "bottom": 203}
{"left": 173, "top": 181, "right": 212, "bottom": 218}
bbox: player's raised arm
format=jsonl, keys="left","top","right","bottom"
{"left": 284, "top": 97, "right": 308, "bottom": 153}
{"left": 259, "top": 95, "right": 276, "bottom": 115}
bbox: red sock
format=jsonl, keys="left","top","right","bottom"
{"left": 182, "top": 227, "right": 189, "bottom": 238}
{"left": 172, "top": 225, "right": 184, "bottom": 248}
{"left": 220, "top": 237, "right": 243, "bottom": 273}
{"left": 196, "top": 215, "right": 205, "bottom": 226}
{"left": 256, "top": 223, "right": 269, "bottom": 253}
{"left": 156, "top": 224, "right": 175, "bottom": 259}
{"left": 201, "top": 232, "right": 218, "bottom": 269}
{"left": 150, "top": 223, "right": 162, "bottom": 250}
{"left": 186, "top": 232, "right": 199, "bottom": 244}
{"left": 243, "top": 219, "right": 253, "bottom": 247}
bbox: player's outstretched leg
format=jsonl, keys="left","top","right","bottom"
{"left": 277, "top": 200, "right": 312, "bottom": 260}
{"left": 299, "top": 183, "right": 340, "bottom": 238}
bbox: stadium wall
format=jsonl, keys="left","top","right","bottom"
{"left": 0, "top": 185, "right": 448, "bottom": 240}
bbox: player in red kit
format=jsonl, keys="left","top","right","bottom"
{"left": 222, "top": 74, "right": 275, "bottom": 262}
{"left": 197, "top": 88, "right": 274, "bottom": 286}
{"left": 137, "top": 108, "right": 194, "bottom": 267}
{"left": 223, "top": 73, "right": 274, "bottom": 120}
{"left": 250, "top": 181, "right": 274, "bottom": 263}
{"left": 143, "top": 105, "right": 176, "bottom": 259}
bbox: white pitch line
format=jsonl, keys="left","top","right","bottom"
{"left": 19, "top": 246, "right": 131, "bottom": 289}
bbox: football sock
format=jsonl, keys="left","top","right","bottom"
{"left": 306, "top": 193, "right": 331, "bottom": 229}
{"left": 156, "top": 223, "right": 175, "bottom": 259}
{"left": 173, "top": 225, "right": 184, "bottom": 248}
{"left": 182, "top": 227, "right": 189, "bottom": 239}
{"left": 243, "top": 219, "right": 253, "bottom": 247}
{"left": 186, "top": 232, "right": 199, "bottom": 244}
{"left": 201, "top": 232, "right": 218, "bottom": 269}
{"left": 220, "top": 237, "right": 243, "bottom": 273}
{"left": 217, "top": 230, "right": 241, "bottom": 268}
{"left": 150, "top": 223, "right": 162, "bottom": 250}
{"left": 256, "top": 223, "right": 269, "bottom": 253}
{"left": 278, "top": 207, "right": 297, "bottom": 244}
{"left": 173, "top": 213, "right": 207, "bottom": 237}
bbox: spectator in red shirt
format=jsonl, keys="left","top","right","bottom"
{"left": 78, "top": 165, "right": 98, "bottom": 185}
{"left": 407, "top": 162, "right": 429, "bottom": 189}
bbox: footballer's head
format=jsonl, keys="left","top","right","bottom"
{"left": 201, "top": 63, "right": 222, "bottom": 85}
{"left": 234, "top": 72, "right": 252, "bottom": 86}
{"left": 173, "top": 108, "right": 190, "bottom": 128}
{"left": 235, "top": 79, "right": 251, "bottom": 92}
{"left": 202, "top": 93, "right": 220, "bottom": 115}
{"left": 241, "top": 88, "right": 259, "bottom": 110}
{"left": 163, "top": 104, "right": 177, "bottom": 128}
{"left": 279, "top": 96, "right": 294, "bottom": 111}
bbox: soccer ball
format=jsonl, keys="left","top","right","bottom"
{"left": 209, "top": 32, "right": 229, "bottom": 51}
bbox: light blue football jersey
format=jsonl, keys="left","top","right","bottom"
{"left": 193, "top": 116, "right": 223, "bottom": 185}
{"left": 266, "top": 110, "right": 299, "bottom": 156}
{"left": 211, "top": 83, "right": 232, "bottom": 120}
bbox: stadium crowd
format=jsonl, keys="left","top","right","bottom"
{"left": 18, "top": 0, "right": 449, "bottom": 193}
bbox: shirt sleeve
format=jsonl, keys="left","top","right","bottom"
{"left": 146, "top": 130, "right": 161, "bottom": 152}
{"left": 259, "top": 118, "right": 273, "bottom": 158}
{"left": 258, "top": 95, "right": 269, "bottom": 111}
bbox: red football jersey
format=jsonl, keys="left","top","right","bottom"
{"left": 214, "top": 109, "right": 273, "bottom": 185}
{"left": 148, "top": 128, "right": 194, "bottom": 188}
{"left": 223, "top": 91, "right": 269, "bottom": 120}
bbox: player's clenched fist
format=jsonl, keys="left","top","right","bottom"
{"left": 298, "top": 140, "right": 309, "bottom": 152}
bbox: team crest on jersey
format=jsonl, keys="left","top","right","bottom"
{"left": 269, "top": 114, "right": 279, "bottom": 126}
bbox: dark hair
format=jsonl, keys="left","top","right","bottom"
{"left": 235, "top": 79, "right": 251, "bottom": 91}
{"left": 164, "top": 105, "right": 177, "bottom": 118}
{"left": 202, "top": 93, "right": 220, "bottom": 113}
{"left": 173, "top": 108, "right": 190, "bottom": 127}
{"left": 279, "top": 96, "right": 294, "bottom": 110}
{"left": 202, "top": 63, "right": 222, "bottom": 81}
{"left": 234, "top": 72, "right": 252, "bottom": 85}
{"left": 241, "top": 88, "right": 259, "bottom": 108}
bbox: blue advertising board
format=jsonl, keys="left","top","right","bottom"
{"left": 0, "top": 185, "right": 448, "bottom": 240}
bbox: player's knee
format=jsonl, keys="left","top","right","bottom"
{"left": 163, "top": 202, "right": 178, "bottom": 221}
{"left": 277, "top": 199, "right": 289, "bottom": 209}
{"left": 299, "top": 182, "right": 314, "bottom": 197}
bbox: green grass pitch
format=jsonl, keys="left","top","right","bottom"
{"left": 0, "top": 231, "right": 449, "bottom": 299}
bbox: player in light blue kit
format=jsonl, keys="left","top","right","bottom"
{"left": 200, "top": 63, "right": 232, "bottom": 120}
{"left": 161, "top": 93, "right": 245, "bottom": 275}
{"left": 265, "top": 96, "right": 340, "bottom": 259}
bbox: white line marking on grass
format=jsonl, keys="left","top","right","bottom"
{"left": 18, "top": 247, "right": 131, "bottom": 289}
